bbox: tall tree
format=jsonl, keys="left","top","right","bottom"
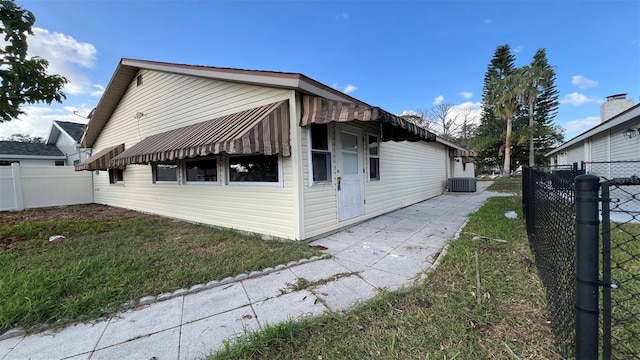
{"left": 0, "top": 0, "right": 68, "bottom": 122}
{"left": 427, "top": 103, "right": 460, "bottom": 139}
{"left": 522, "top": 49, "right": 558, "bottom": 166}
{"left": 488, "top": 68, "right": 525, "bottom": 178}
{"left": 1, "top": 133, "right": 44, "bottom": 143}
{"left": 473, "top": 44, "right": 516, "bottom": 174}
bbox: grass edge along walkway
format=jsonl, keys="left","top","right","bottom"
{"left": 211, "top": 196, "right": 561, "bottom": 359}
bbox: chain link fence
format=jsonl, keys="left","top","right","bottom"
{"left": 586, "top": 161, "right": 640, "bottom": 359}
{"left": 522, "top": 166, "right": 577, "bottom": 358}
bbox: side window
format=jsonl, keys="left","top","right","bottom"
{"left": 310, "top": 123, "right": 331, "bottom": 184}
{"left": 185, "top": 158, "right": 217, "bottom": 183}
{"left": 54, "top": 160, "right": 65, "bottom": 166}
{"left": 368, "top": 134, "right": 380, "bottom": 181}
{"left": 153, "top": 162, "right": 178, "bottom": 183}
{"left": 109, "top": 169, "right": 124, "bottom": 184}
{"left": 228, "top": 155, "right": 279, "bottom": 183}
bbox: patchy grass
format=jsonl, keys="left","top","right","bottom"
{"left": 211, "top": 196, "right": 561, "bottom": 359}
{"left": 0, "top": 205, "right": 322, "bottom": 334}
{"left": 488, "top": 177, "right": 523, "bottom": 195}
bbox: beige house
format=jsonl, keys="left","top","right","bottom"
{"left": 76, "top": 59, "right": 472, "bottom": 241}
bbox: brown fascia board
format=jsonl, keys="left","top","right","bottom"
{"left": 82, "top": 58, "right": 369, "bottom": 147}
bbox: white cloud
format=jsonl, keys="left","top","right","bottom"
{"left": 28, "top": 27, "right": 99, "bottom": 95}
{"left": 459, "top": 91, "right": 473, "bottom": 99}
{"left": 343, "top": 84, "right": 357, "bottom": 94}
{"left": 513, "top": 46, "right": 524, "bottom": 54}
{"left": 433, "top": 95, "right": 444, "bottom": 105}
{"left": 571, "top": 75, "right": 599, "bottom": 89}
{"left": 90, "top": 84, "right": 105, "bottom": 97}
{"left": 560, "top": 92, "right": 598, "bottom": 106}
{"left": 0, "top": 105, "right": 92, "bottom": 139}
{"left": 562, "top": 116, "right": 600, "bottom": 138}
{"left": 400, "top": 110, "right": 418, "bottom": 117}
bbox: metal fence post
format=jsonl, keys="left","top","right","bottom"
{"left": 575, "top": 174, "right": 601, "bottom": 359}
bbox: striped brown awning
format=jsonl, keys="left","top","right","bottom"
{"left": 451, "top": 149, "right": 478, "bottom": 158}
{"left": 111, "top": 101, "right": 290, "bottom": 166}
{"left": 300, "top": 95, "right": 436, "bottom": 142}
{"left": 75, "top": 143, "right": 124, "bottom": 171}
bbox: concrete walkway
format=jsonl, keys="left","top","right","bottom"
{"left": 0, "top": 182, "right": 507, "bottom": 360}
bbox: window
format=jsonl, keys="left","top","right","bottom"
{"left": 153, "top": 162, "right": 178, "bottom": 183}
{"left": 136, "top": 74, "right": 143, "bottom": 87}
{"left": 185, "top": 158, "right": 217, "bottom": 182}
{"left": 229, "top": 155, "right": 279, "bottom": 183}
{"left": 310, "top": 124, "right": 331, "bottom": 183}
{"left": 109, "top": 169, "right": 123, "bottom": 184}
{"left": 0, "top": 160, "right": 18, "bottom": 166}
{"left": 55, "top": 160, "right": 65, "bottom": 166}
{"left": 73, "top": 160, "right": 80, "bottom": 166}
{"left": 368, "top": 134, "right": 380, "bottom": 180}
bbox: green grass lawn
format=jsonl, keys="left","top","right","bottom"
{"left": 211, "top": 196, "right": 561, "bottom": 359}
{"left": 0, "top": 205, "right": 322, "bottom": 334}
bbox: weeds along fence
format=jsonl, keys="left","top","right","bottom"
{"left": 523, "top": 162, "right": 640, "bottom": 359}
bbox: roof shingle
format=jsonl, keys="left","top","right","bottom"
{"left": 0, "top": 141, "right": 65, "bottom": 157}
{"left": 55, "top": 121, "right": 86, "bottom": 142}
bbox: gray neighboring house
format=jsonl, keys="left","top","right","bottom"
{"left": 1, "top": 120, "right": 89, "bottom": 167}
{"left": 546, "top": 94, "right": 640, "bottom": 178}
{"left": 0, "top": 141, "right": 66, "bottom": 167}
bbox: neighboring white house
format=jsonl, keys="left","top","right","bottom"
{"left": 0, "top": 120, "right": 88, "bottom": 167}
{"left": 46, "top": 120, "right": 90, "bottom": 166}
{"left": 546, "top": 94, "right": 640, "bottom": 178}
{"left": 76, "top": 58, "right": 473, "bottom": 241}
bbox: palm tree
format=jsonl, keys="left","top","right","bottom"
{"left": 488, "top": 68, "right": 525, "bottom": 178}
{"left": 522, "top": 49, "right": 553, "bottom": 166}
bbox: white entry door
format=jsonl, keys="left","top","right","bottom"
{"left": 337, "top": 127, "right": 364, "bottom": 221}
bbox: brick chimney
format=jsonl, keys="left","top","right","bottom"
{"left": 600, "top": 93, "right": 634, "bottom": 122}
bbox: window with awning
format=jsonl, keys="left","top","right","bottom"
{"left": 75, "top": 143, "right": 125, "bottom": 171}
{"left": 110, "top": 100, "right": 290, "bottom": 166}
{"left": 300, "top": 95, "right": 436, "bottom": 142}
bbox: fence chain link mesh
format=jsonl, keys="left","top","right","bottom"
{"left": 523, "top": 166, "right": 577, "bottom": 358}
{"left": 586, "top": 161, "right": 640, "bottom": 359}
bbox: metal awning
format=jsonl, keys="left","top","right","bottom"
{"left": 111, "top": 100, "right": 290, "bottom": 166}
{"left": 300, "top": 95, "right": 436, "bottom": 142}
{"left": 75, "top": 143, "right": 124, "bottom": 171}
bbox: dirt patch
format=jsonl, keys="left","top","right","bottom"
{"left": 1, "top": 235, "right": 25, "bottom": 252}
{"left": 0, "top": 204, "right": 146, "bottom": 223}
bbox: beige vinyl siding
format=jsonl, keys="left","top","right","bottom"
{"left": 301, "top": 124, "right": 338, "bottom": 238}
{"left": 91, "top": 71, "right": 296, "bottom": 239}
{"left": 591, "top": 132, "right": 609, "bottom": 162}
{"left": 365, "top": 141, "right": 446, "bottom": 217}
{"left": 301, "top": 122, "right": 447, "bottom": 239}
{"left": 93, "top": 69, "right": 291, "bottom": 150}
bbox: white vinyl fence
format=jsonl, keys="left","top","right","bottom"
{"left": 0, "top": 164, "right": 93, "bottom": 211}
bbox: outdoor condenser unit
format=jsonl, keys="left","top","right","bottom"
{"left": 447, "top": 177, "right": 477, "bottom": 192}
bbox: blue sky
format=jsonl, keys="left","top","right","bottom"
{"left": 2, "top": 0, "right": 639, "bottom": 142}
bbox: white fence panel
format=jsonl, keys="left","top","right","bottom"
{"left": 0, "top": 164, "right": 93, "bottom": 211}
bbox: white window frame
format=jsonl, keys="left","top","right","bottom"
{"left": 308, "top": 124, "right": 333, "bottom": 187}
{"left": 227, "top": 154, "right": 283, "bottom": 187}
{"left": 152, "top": 162, "right": 179, "bottom": 184}
{"left": 367, "top": 133, "right": 380, "bottom": 181}
{"left": 184, "top": 156, "right": 220, "bottom": 185}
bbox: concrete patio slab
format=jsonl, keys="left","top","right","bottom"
{"left": 3, "top": 321, "right": 107, "bottom": 360}
{"left": 252, "top": 289, "right": 326, "bottom": 328}
{"left": 314, "top": 275, "right": 378, "bottom": 312}
{"left": 288, "top": 259, "right": 351, "bottom": 283}
{"left": 0, "top": 336, "right": 22, "bottom": 359}
{"left": 91, "top": 327, "right": 180, "bottom": 360}
{"left": 179, "top": 306, "right": 259, "bottom": 359}
{"left": 96, "top": 296, "right": 183, "bottom": 349}
{"left": 182, "top": 282, "right": 249, "bottom": 323}
{"left": 358, "top": 268, "right": 414, "bottom": 291}
{"left": 241, "top": 269, "right": 299, "bottom": 303}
